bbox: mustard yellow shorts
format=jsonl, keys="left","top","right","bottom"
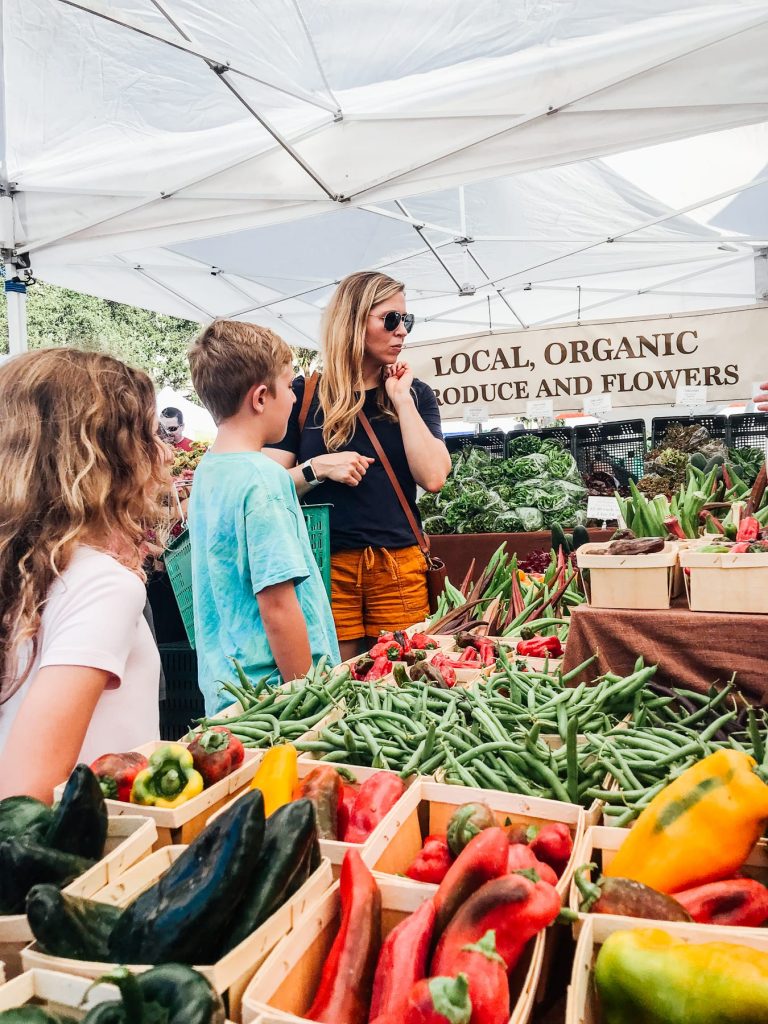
{"left": 330, "top": 545, "right": 430, "bottom": 641}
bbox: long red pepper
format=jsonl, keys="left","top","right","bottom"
{"left": 432, "top": 873, "right": 561, "bottom": 976}
{"left": 432, "top": 827, "right": 509, "bottom": 938}
{"left": 369, "top": 898, "right": 436, "bottom": 1021}
{"left": 343, "top": 773, "right": 405, "bottom": 843}
{"left": 307, "top": 850, "right": 381, "bottom": 1024}
{"left": 675, "top": 878, "right": 768, "bottom": 927}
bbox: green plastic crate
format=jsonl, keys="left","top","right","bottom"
{"left": 164, "top": 504, "right": 332, "bottom": 649}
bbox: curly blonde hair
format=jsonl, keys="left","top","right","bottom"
{"left": 0, "top": 348, "right": 170, "bottom": 702}
{"left": 318, "top": 271, "right": 405, "bottom": 450}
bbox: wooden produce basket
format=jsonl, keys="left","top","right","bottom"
{"left": 576, "top": 542, "right": 679, "bottom": 610}
{"left": 679, "top": 547, "right": 768, "bottom": 613}
{"left": 566, "top": 915, "right": 768, "bottom": 1024}
{"left": 241, "top": 875, "right": 545, "bottom": 1024}
{"left": 22, "top": 846, "right": 333, "bottom": 1022}
{"left": 364, "top": 779, "right": 585, "bottom": 898}
{"left": 0, "top": 815, "right": 156, "bottom": 980}
{"left": 0, "top": 968, "right": 236, "bottom": 1022}
{"left": 53, "top": 741, "right": 264, "bottom": 849}
{"left": 568, "top": 825, "right": 768, "bottom": 939}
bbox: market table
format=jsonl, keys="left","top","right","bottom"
{"left": 562, "top": 601, "right": 768, "bottom": 706}
{"left": 429, "top": 529, "right": 614, "bottom": 583}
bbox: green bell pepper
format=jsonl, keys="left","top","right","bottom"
{"left": 81, "top": 964, "right": 225, "bottom": 1024}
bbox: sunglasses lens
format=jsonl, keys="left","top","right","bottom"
{"left": 403, "top": 313, "right": 415, "bottom": 334}
{"left": 383, "top": 311, "right": 400, "bottom": 331}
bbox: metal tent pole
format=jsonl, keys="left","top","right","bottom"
{"left": 5, "top": 276, "right": 28, "bottom": 354}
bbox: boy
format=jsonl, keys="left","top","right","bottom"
{"left": 187, "top": 320, "right": 340, "bottom": 715}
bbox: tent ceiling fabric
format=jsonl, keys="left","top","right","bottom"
{"left": 2, "top": 0, "right": 768, "bottom": 342}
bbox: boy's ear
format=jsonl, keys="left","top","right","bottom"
{"left": 250, "top": 383, "right": 269, "bottom": 415}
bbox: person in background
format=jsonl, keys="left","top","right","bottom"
{"left": 187, "top": 320, "right": 339, "bottom": 716}
{"left": 0, "top": 349, "right": 171, "bottom": 802}
{"left": 756, "top": 381, "right": 768, "bottom": 413}
{"left": 266, "top": 270, "right": 450, "bottom": 660}
{"left": 159, "top": 406, "right": 193, "bottom": 451}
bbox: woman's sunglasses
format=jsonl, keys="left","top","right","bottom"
{"left": 370, "top": 310, "right": 415, "bottom": 333}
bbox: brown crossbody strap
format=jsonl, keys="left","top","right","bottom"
{"left": 298, "top": 371, "right": 319, "bottom": 433}
{"left": 357, "top": 408, "right": 431, "bottom": 557}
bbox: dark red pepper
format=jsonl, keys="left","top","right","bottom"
{"left": 89, "top": 752, "right": 149, "bottom": 802}
{"left": 506, "top": 843, "right": 558, "bottom": 887}
{"left": 406, "top": 835, "right": 453, "bottom": 885}
{"left": 343, "top": 773, "right": 405, "bottom": 843}
{"left": 369, "top": 897, "right": 435, "bottom": 1021}
{"left": 307, "top": 849, "right": 381, "bottom": 1024}
{"left": 187, "top": 726, "right": 245, "bottom": 787}
{"left": 528, "top": 822, "right": 573, "bottom": 877}
{"left": 298, "top": 765, "right": 341, "bottom": 839}
{"left": 438, "top": 929, "right": 509, "bottom": 1024}
{"left": 337, "top": 783, "right": 358, "bottom": 842}
{"left": 352, "top": 655, "right": 375, "bottom": 680}
{"left": 431, "top": 873, "right": 561, "bottom": 976}
{"left": 516, "top": 636, "right": 563, "bottom": 659}
{"left": 433, "top": 827, "right": 509, "bottom": 938}
{"left": 675, "top": 878, "right": 768, "bottom": 926}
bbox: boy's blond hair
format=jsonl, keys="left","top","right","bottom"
{"left": 188, "top": 320, "right": 293, "bottom": 423}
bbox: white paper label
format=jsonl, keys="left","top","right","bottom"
{"left": 583, "top": 395, "right": 613, "bottom": 417}
{"left": 463, "top": 404, "right": 490, "bottom": 425}
{"left": 676, "top": 385, "right": 708, "bottom": 408}
{"left": 587, "top": 496, "right": 622, "bottom": 522}
{"left": 526, "top": 399, "right": 554, "bottom": 419}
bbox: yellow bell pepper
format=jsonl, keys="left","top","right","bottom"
{"left": 130, "top": 743, "right": 205, "bottom": 809}
{"left": 250, "top": 744, "right": 298, "bottom": 817}
{"left": 606, "top": 749, "right": 768, "bottom": 893}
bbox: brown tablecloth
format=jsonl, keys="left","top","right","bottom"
{"left": 430, "top": 529, "right": 614, "bottom": 584}
{"left": 562, "top": 600, "right": 768, "bottom": 705}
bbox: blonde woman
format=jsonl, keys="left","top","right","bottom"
{"left": 0, "top": 349, "right": 171, "bottom": 802}
{"left": 267, "top": 271, "right": 450, "bottom": 658}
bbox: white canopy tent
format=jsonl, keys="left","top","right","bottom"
{"left": 1, "top": 0, "right": 768, "bottom": 350}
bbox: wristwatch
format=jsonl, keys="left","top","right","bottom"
{"left": 301, "top": 459, "right": 321, "bottom": 488}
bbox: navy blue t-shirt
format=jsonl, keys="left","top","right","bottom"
{"left": 271, "top": 377, "right": 444, "bottom": 553}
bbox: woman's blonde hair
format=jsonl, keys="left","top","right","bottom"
{"left": 0, "top": 348, "right": 170, "bottom": 702}
{"left": 318, "top": 271, "right": 405, "bottom": 450}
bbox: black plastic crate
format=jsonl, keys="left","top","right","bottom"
{"left": 726, "top": 413, "right": 768, "bottom": 449}
{"left": 574, "top": 419, "right": 647, "bottom": 486}
{"left": 507, "top": 427, "right": 575, "bottom": 456}
{"left": 651, "top": 415, "right": 728, "bottom": 447}
{"left": 445, "top": 431, "right": 507, "bottom": 458}
{"left": 159, "top": 642, "right": 204, "bottom": 741}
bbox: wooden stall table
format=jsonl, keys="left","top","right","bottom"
{"left": 430, "top": 529, "right": 613, "bottom": 584}
{"left": 562, "top": 600, "right": 768, "bottom": 706}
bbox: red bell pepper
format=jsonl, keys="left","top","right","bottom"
{"left": 433, "top": 827, "right": 509, "bottom": 937}
{"left": 516, "top": 636, "right": 563, "bottom": 659}
{"left": 337, "top": 783, "right": 358, "bottom": 841}
{"left": 411, "top": 633, "right": 438, "bottom": 651}
{"left": 187, "top": 726, "right": 244, "bottom": 787}
{"left": 406, "top": 835, "right": 453, "bottom": 885}
{"left": 675, "top": 878, "right": 768, "bottom": 927}
{"left": 506, "top": 843, "right": 558, "bottom": 887}
{"left": 343, "top": 773, "right": 405, "bottom": 843}
{"left": 431, "top": 873, "right": 561, "bottom": 976}
{"left": 89, "top": 752, "right": 149, "bottom": 802}
{"left": 528, "top": 822, "right": 573, "bottom": 877}
{"left": 307, "top": 849, "right": 381, "bottom": 1024}
{"left": 383, "top": 975, "right": 473, "bottom": 1024}
{"left": 365, "top": 656, "right": 392, "bottom": 682}
{"left": 737, "top": 516, "right": 760, "bottom": 543}
{"left": 369, "top": 898, "right": 436, "bottom": 1021}
{"left": 474, "top": 639, "right": 497, "bottom": 668}
{"left": 369, "top": 640, "right": 404, "bottom": 661}
{"left": 429, "top": 654, "right": 458, "bottom": 688}
{"left": 436, "top": 929, "right": 508, "bottom": 1024}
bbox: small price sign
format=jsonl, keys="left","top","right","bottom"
{"left": 463, "top": 404, "right": 490, "bottom": 425}
{"left": 526, "top": 399, "right": 554, "bottom": 419}
{"left": 583, "top": 395, "right": 612, "bottom": 418}
{"left": 587, "top": 496, "right": 622, "bottom": 524}
{"left": 676, "top": 385, "right": 707, "bottom": 408}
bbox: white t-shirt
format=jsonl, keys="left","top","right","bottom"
{"left": 0, "top": 546, "right": 160, "bottom": 764}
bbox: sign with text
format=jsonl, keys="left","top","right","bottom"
{"left": 587, "top": 496, "right": 623, "bottom": 523}
{"left": 676, "top": 385, "right": 708, "bottom": 408}
{"left": 407, "top": 306, "right": 767, "bottom": 421}
{"left": 526, "top": 398, "right": 554, "bottom": 419}
{"left": 463, "top": 404, "right": 490, "bottom": 424}
{"left": 583, "top": 394, "right": 613, "bottom": 417}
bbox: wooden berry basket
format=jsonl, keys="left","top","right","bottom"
{"left": 0, "top": 967, "right": 236, "bottom": 1022}
{"left": 22, "top": 846, "right": 333, "bottom": 1023}
{"left": 566, "top": 915, "right": 768, "bottom": 1024}
{"left": 0, "top": 815, "right": 156, "bottom": 980}
{"left": 53, "top": 741, "right": 263, "bottom": 849}
{"left": 241, "top": 875, "right": 545, "bottom": 1024}
{"left": 679, "top": 547, "right": 768, "bottom": 613}
{"left": 576, "top": 542, "right": 679, "bottom": 610}
{"left": 364, "top": 779, "right": 584, "bottom": 898}
{"left": 568, "top": 825, "right": 768, "bottom": 939}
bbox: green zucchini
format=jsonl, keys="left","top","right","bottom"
{"left": 550, "top": 524, "right": 571, "bottom": 555}
{"left": 571, "top": 525, "right": 590, "bottom": 551}
{"left": 0, "top": 796, "right": 54, "bottom": 844}
{"left": 689, "top": 452, "right": 707, "bottom": 471}
{"left": 46, "top": 765, "right": 107, "bottom": 861}
{"left": 108, "top": 789, "right": 266, "bottom": 965}
{"left": 0, "top": 839, "right": 93, "bottom": 914}
{"left": 26, "top": 884, "right": 123, "bottom": 961}
{"left": 223, "top": 797, "right": 318, "bottom": 953}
